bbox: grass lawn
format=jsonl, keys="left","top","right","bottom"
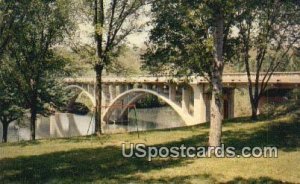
{"left": 0, "top": 109, "right": 300, "bottom": 183}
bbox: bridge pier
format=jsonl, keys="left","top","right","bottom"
{"left": 143, "top": 84, "right": 152, "bottom": 90}
{"left": 156, "top": 84, "right": 164, "bottom": 94}
{"left": 127, "top": 84, "right": 134, "bottom": 90}
{"left": 108, "top": 84, "right": 118, "bottom": 122}
{"left": 228, "top": 89, "right": 235, "bottom": 119}
{"left": 109, "top": 84, "right": 117, "bottom": 101}
{"left": 182, "top": 86, "right": 191, "bottom": 114}
{"left": 223, "top": 88, "right": 235, "bottom": 119}
{"left": 117, "top": 84, "right": 127, "bottom": 95}
{"left": 102, "top": 85, "right": 110, "bottom": 107}
{"left": 192, "top": 84, "right": 207, "bottom": 124}
{"left": 169, "top": 84, "right": 176, "bottom": 101}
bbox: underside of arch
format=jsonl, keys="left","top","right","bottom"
{"left": 66, "top": 85, "right": 96, "bottom": 108}
{"left": 102, "top": 89, "right": 197, "bottom": 126}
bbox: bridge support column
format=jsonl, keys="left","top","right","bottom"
{"left": 156, "top": 85, "right": 164, "bottom": 94}
{"left": 116, "top": 84, "right": 126, "bottom": 96}
{"left": 223, "top": 88, "right": 235, "bottom": 119}
{"left": 109, "top": 84, "right": 117, "bottom": 101}
{"left": 228, "top": 89, "right": 235, "bottom": 119}
{"left": 142, "top": 84, "right": 152, "bottom": 90}
{"left": 192, "top": 84, "right": 207, "bottom": 124}
{"left": 101, "top": 91, "right": 106, "bottom": 108}
{"left": 182, "top": 86, "right": 191, "bottom": 114}
{"left": 102, "top": 85, "right": 110, "bottom": 107}
{"left": 127, "top": 84, "right": 134, "bottom": 90}
{"left": 169, "top": 84, "right": 176, "bottom": 102}
{"left": 108, "top": 84, "right": 117, "bottom": 122}
{"left": 117, "top": 84, "right": 128, "bottom": 123}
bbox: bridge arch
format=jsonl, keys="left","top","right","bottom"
{"left": 118, "top": 93, "right": 145, "bottom": 118}
{"left": 102, "top": 88, "right": 197, "bottom": 126}
{"left": 65, "top": 85, "right": 96, "bottom": 108}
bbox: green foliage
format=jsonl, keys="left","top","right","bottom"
{"left": 0, "top": 63, "right": 24, "bottom": 142}
{"left": 142, "top": 0, "right": 239, "bottom": 76}
{"left": 78, "top": 0, "right": 148, "bottom": 69}
{"left": 279, "top": 48, "right": 300, "bottom": 72}
{"left": 17, "top": 0, "right": 72, "bottom": 112}
{"left": 71, "top": 44, "right": 142, "bottom": 76}
{"left": 142, "top": 0, "right": 212, "bottom": 76}
{"left": 106, "top": 45, "right": 143, "bottom": 76}
{"left": 0, "top": 0, "right": 30, "bottom": 59}
{"left": 0, "top": 0, "right": 76, "bottom": 139}
{"left": 67, "top": 102, "right": 90, "bottom": 115}
{"left": 53, "top": 47, "right": 95, "bottom": 77}
{"left": 135, "top": 95, "right": 165, "bottom": 108}
{"left": 234, "top": 0, "right": 300, "bottom": 73}
{"left": 231, "top": 0, "right": 300, "bottom": 119}
{"left": 0, "top": 64, "right": 24, "bottom": 122}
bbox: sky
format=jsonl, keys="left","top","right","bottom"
{"left": 74, "top": 4, "right": 151, "bottom": 49}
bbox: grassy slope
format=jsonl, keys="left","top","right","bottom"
{"left": 0, "top": 110, "right": 300, "bottom": 183}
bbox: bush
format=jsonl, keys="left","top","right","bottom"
{"left": 136, "top": 95, "right": 166, "bottom": 108}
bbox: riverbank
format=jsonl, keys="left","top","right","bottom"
{"left": 1, "top": 110, "right": 300, "bottom": 183}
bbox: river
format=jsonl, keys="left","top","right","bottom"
{"left": 0, "top": 107, "right": 184, "bottom": 142}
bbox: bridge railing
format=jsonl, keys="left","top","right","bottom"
{"left": 64, "top": 72, "right": 300, "bottom": 85}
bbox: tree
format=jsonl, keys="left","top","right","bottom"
{"left": 0, "top": 0, "right": 29, "bottom": 60}
{"left": 5, "top": 0, "right": 74, "bottom": 140}
{"left": 0, "top": 64, "right": 24, "bottom": 143}
{"left": 92, "top": 0, "right": 147, "bottom": 134}
{"left": 207, "top": 1, "right": 226, "bottom": 147}
{"left": 143, "top": 0, "right": 239, "bottom": 146}
{"left": 235, "top": 0, "right": 300, "bottom": 120}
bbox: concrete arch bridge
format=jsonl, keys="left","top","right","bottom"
{"left": 64, "top": 72, "right": 300, "bottom": 127}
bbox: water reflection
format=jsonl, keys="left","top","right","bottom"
{"left": 1, "top": 107, "right": 184, "bottom": 142}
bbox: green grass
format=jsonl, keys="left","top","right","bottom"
{"left": 1, "top": 110, "right": 300, "bottom": 183}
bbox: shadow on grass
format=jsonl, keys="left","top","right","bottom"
{"left": 0, "top": 109, "right": 299, "bottom": 183}
{"left": 0, "top": 140, "right": 42, "bottom": 148}
{"left": 0, "top": 134, "right": 210, "bottom": 183}
{"left": 0, "top": 146, "right": 184, "bottom": 183}
{"left": 129, "top": 174, "right": 217, "bottom": 184}
{"left": 1, "top": 121, "right": 299, "bottom": 184}
{"left": 223, "top": 176, "right": 294, "bottom": 184}
{"left": 223, "top": 115, "right": 300, "bottom": 152}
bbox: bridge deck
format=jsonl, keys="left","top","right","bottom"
{"left": 65, "top": 72, "right": 300, "bottom": 86}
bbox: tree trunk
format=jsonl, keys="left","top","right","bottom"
{"left": 250, "top": 97, "right": 259, "bottom": 120}
{"left": 209, "top": 71, "right": 224, "bottom": 147}
{"left": 209, "top": 12, "right": 224, "bottom": 147}
{"left": 30, "top": 105, "right": 37, "bottom": 141}
{"left": 251, "top": 106, "right": 258, "bottom": 120}
{"left": 2, "top": 122, "right": 8, "bottom": 143}
{"left": 247, "top": 81, "right": 261, "bottom": 121}
{"left": 94, "top": 0, "right": 104, "bottom": 135}
{"left": 95, "top": 66, "right": 103, "bottom": 135}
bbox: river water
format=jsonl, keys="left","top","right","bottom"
{"left": 0, "top": 107, "right": 184, "bottom": 142}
